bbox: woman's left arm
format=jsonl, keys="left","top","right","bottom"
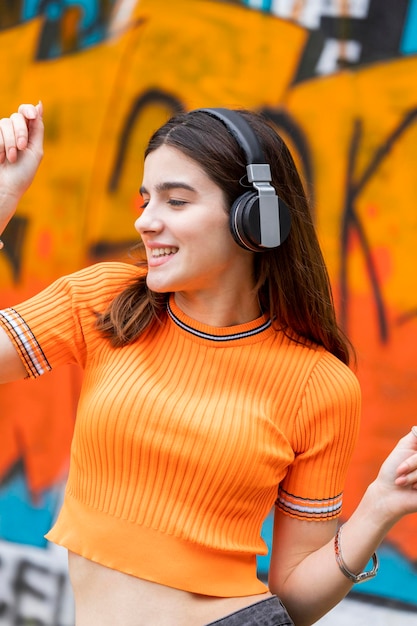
{"left": 269, "top": 428, "right": 417, "bottom": 626}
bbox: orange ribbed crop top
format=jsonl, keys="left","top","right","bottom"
{"left": 0, "top": 262, "right": 361, "bottom": 597}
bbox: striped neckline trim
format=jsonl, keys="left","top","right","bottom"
{"left": 167, "top": 298, "right": 272, "bottom": 342}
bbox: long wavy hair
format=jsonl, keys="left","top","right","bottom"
{"left": 95, "top": 108, "right": 353, "bottom": 365}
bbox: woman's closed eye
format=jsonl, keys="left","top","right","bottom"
{"left": 167, "top": 198, "right": 188, "bottom": 207}
{"left": 138, "top": 197, "right": 188, "bottom": 210}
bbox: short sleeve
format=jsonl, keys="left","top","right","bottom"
{"left": 0, "top": 262, "right": 141, "bottom": 379}
{"left": 276, "top": 352, "right": 361, "bottom": 520}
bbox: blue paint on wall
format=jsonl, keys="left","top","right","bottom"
{"left": 23, "top": 0, "right": 99, "bottom": 26}
{"left": 401, "top": 0, "right": 417, "bottom": 54}
{"left": 242, "top": 0, "right": 273, "bottom": 11}
{"left": 18, "top": 0, "right": 117, "bottom": 56}
{"left": 353, "top": 545, "right": 417, "bottom": 608}
{"left": 0, "top": 471, "right": 61, "bottom": 548}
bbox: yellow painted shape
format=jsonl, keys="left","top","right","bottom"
{"left": 282, "top": 57, "right": 417, "bottom": 311}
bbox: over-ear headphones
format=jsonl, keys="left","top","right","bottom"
{"left": 194, "top": 107, "right": 291, "bottom": 252}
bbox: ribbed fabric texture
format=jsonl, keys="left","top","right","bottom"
{"left": 0, "top": 262, "right": 361, "bottom": 596}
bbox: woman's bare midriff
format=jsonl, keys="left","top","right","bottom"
{"left": 68, "top": 551, "right": 272, "bottom": 626}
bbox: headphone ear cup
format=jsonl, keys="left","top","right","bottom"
{"left": 230, "top": 191, "right": 292, "bottom": 252}
{"left": 230, "top": 191, "right": 262, "bottom": 252}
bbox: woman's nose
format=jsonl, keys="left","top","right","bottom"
{"left": 134, "top": 204, "right": 163, "bottom": 235}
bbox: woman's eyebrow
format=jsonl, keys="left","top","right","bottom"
{"left": 139, "top": 181, "right": 197, "bottom": 195}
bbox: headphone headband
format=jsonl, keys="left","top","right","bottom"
{"left": 196, "top": 108, "right": 266, "bottom": 164}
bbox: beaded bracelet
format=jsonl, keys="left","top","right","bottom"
{"left": 334, "top": 525, "right": 379, "bottom": 584}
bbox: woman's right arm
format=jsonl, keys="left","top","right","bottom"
{"left": 0, "top": 327, "right": 27, "bottom": 382}
{"left": 0, "top": 102, "right": 44, "bottom": 382}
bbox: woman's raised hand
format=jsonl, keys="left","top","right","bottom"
{"left": 0, "top": 102, "right": 44, "bottom": 233}
{"left": 370, "top": 427, "right": 417, "bottom": 526}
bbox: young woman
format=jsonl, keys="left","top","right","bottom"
{"left": 0, "top": 103, "right": 416, "bottom": 626}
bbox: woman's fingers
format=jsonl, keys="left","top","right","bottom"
{"left": 17, "top": 103, "right": 38, "bottom": 119}
{"left": 394, "top": 427, "right": 417, "bottom": 487}
{"left": 25, "top": 102, "right": 44, "bottom": 158}
{"left": 0, "top": 104, "right": 42, "bottom": 165}
{"left": 12, "top": 112, "right": 30, "bottom": 151}
{"left": 0, "top": 113, "right": 28, "bottom": 163}
{"left": 395, "top": 456, "right": 417, "bottom": 486}
{"left": 0, "top": 117, "right": 18, "bottom": 163}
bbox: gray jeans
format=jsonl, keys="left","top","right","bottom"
{"left": 206, "top": 596, "right": 295, "bottom": 625}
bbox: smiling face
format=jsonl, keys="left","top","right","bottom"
{"left": 135, "top": 145, "right": 256, "bottom": 301}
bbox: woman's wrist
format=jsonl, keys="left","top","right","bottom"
{"left": 0, "top": 190, "right": 22, "bottom": 241}
{"left": 358, "top": 480, "right": 401, "bottom": 534}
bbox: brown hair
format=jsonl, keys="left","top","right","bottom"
{"left": 96, "top": 109, "right": 353, "bottom": 364}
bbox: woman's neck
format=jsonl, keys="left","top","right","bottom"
{"left": 173, "top": 290, "right": 262, "bottom": 328}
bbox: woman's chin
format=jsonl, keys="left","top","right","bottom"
{"left": 145, "top": 275, "right": 173, "bottom": 294}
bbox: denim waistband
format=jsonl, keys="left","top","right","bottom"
{"left": 205, "top": 596, "right": 295, "bottom": 625}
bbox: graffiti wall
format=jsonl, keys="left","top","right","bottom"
{"left": 0, "top": 0, "right": 416, "bottom": 622}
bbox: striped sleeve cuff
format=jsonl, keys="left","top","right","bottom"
{"left": 0, "top": 308, "right": 52, "bottom": 378}
{"left": 276, "top": 487, "right": 343, "bottom": 520}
